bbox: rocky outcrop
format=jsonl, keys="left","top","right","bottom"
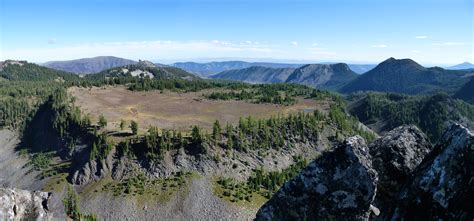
{"left": 255, "top": 136, "right": 379, "bottom": 221}
{"left": 137, "top": 60, "right": 157, "bottom": 68}
{"left": 369, "top": 125, "right": 432, "bottom": 211}
{"left": 0, "top": 188, "right": 52, "bottom": 221}
{"left": 71, "top": 148, "right": 115, "bottom": 185}
{"left": 256, "top": 124, "right": 474, "bottom": 221}
{"left": 390, "top": 124, "right": 474, "bottom": 220}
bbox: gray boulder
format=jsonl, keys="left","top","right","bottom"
{"left": 0, "top": 188, "right": 52, "bottom": 221}
{"left": 391, "top": 124, "right": 474, "bottom": 220}
{"left": 255, "top": 136, "right": 378, "bottom": 221}
{"left": 369, "top": 125, "right": 432, "bottom": 213}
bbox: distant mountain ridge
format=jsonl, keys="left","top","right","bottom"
{"left": 210, "top": 66, "right": 295, "bottom": 83}
{"left": 285, "top": 63, "right": 358, "bottom": 90}
{"left": 43, "top": 56, "right": 137, "bottom": 74}
{"left": 447, "top": 62, "right": 474, "bottom": 70}
{"left": 340, "top": 57, "right": 471, "bottom": 95}
{"left": 172, "top": 61, "right": 304, "bottom": 77}
{"left": 173, "top": 61, "right": 375, "bottom": 76}
{"left": 211, "top": 63, "right": 358, "bottom": 90}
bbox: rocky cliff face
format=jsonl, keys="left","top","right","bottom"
{"left": 0, "top": 188, "right": 52, "bottom": 221}
{"left": 256, "top": 136, "right": 379, "bottom": 221}
{"left": 256, "top": 124, "right": 473, "bottom": 220}
{"left": 71, "top": 148, "right": 115, "bottom": 185}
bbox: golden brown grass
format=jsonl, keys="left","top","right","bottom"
{"left": 69, "top": 86, "right": 326, "bottom": 133}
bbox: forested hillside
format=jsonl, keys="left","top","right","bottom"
{"left": 0, "top": 60, "right": 79, "bottom": 81}
{"left": 454, "top": 77, "right": 474, "bottom": 104}
{"left": 347, "top": 92, "right": 474, "bottom": 141}
{"left": 0, "top": 81, "right": 64, "bottom": 130}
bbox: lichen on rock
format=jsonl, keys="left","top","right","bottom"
{"left": 255, "top": 136, "right": 378, "bottom": 221}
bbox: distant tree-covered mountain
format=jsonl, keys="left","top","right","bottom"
{"left": 210, "top": 63, "right": 358, "bottom": 90}
{"left": 85, "top": 60, "right": 197, "bottom": 81}
{"left": 340, "top": 57, "right": 471, "bottom": 95}
{"left": 285, "top": 63, "right": 358, "bottom": 90}
{"left": 43, "top": 56, "right": 137, "bottom": 74}
{"left": 0, "top": 60, "right": 79, "bottom": 81}
{"left": 210, "top": 66, "right": 295, "bottom": 83}
{"left": 454, "top": 77, "right": 474, "bottom": 104}
{"left": 447, "top": 62, "right": 474, "bottom": 70}
{"left": 172, "top": 61, "right": 304, "bottom": 77}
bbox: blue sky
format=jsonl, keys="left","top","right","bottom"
{"left": 0, "top": 0, "right": 472, "bottom": 65}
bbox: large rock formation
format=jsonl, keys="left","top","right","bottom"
{"left": 255, "top": 136, "right": 379, "bottom": 221}
{"left": 255, "top": 124, "right": 474, "bottom": 221}
{"left": 390, "top": 124, "right": 474, "bottom": 220}
{"left": 0, "top": 188, "right": 52, "bottom": 221}
{"left": 71, "top": 148, "right": 115, "bottom": 185}
{"left": 369, "top": 125, "right": 432, "bottom": 212}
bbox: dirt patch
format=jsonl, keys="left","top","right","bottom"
{"left": 69, "top": 86, "right": 325, "bottom": 133}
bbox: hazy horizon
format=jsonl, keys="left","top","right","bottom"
{"left": 28, "top": 55, "right": 468, "bottom": 67}
{"left": 1, "top": 0, "right": 473, "bottom": 65}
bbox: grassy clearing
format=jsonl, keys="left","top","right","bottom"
{"left": 69, "top": 86, "right": 323, "bottom": 132}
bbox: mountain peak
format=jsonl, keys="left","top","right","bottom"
{"left": 376, "top": 57, "right": 425, "bottom": 72}
{"left": 448, "top": 62, "right": 474, "bottom": 70}
{"left": 340, "top": 57, "right": 469, "bottom": 95}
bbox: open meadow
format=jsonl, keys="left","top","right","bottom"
{"left": 69, "top": 86, "right": 327, "bottom": 133}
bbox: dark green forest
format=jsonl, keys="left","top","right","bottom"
{"left": 348, "top": 92, "right": 474, "bottom": 141}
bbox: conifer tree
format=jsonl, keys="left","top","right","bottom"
{"left": 212, "top": 120, "right": 222, "bottom": 142}
{"left": 120, "top": 119, "right": 126, "bottom": 131}
{"left": 98, "top": 114, "right": 107, "bottom": 129}
{"left": 130, "top": 120, "right": 138, "bottom": 135}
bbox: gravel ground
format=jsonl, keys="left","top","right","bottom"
{"left": 182, "top": 178, "right": 255, "bottom": 220}
{"left": 0, "top": 130, "right": 44, "bottom": 190}
{"left": 80, "top": 176, "right": 255, "bottom": 221}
